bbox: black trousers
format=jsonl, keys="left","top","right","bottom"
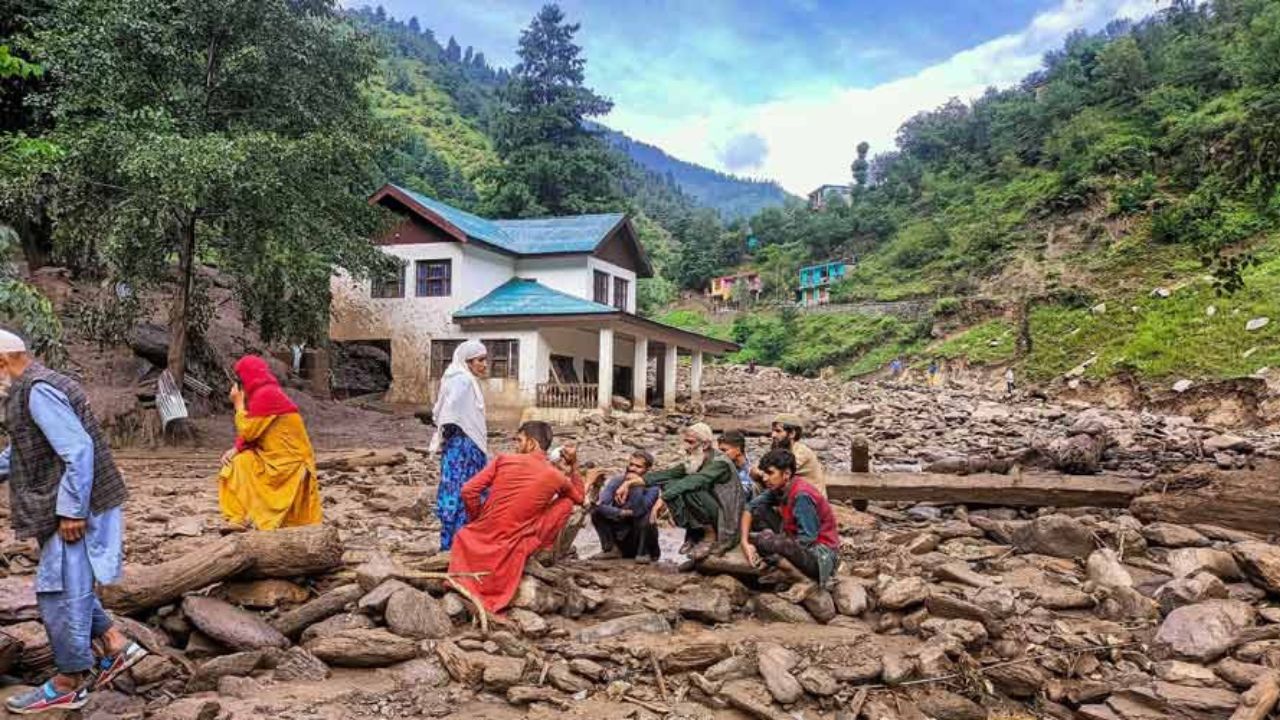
{"left": 748, "top": 505, "right": 820, "bottom": 580}
{"left": 592, "top": 510, "right": 661, "bottom": 559}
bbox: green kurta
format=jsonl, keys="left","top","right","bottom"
{"left": 644, "top": 456, "right": 735, "bottom": 531}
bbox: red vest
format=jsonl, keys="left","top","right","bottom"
{"left": 781, "top": 477, "right": 839, "bottom": 549}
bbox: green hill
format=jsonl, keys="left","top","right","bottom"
{"left": 661, "top": 2, "right": 1280, "bottom": 384}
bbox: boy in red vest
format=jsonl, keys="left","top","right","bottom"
{"left": 740, "top": 448, "right": 839, "bottom": 603}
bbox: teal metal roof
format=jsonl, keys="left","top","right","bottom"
{"left": 388, "top": 184, "right": 624, "bottom": 256}
{"left": 454, "top": 279, "right": 617, "bottom": 319}
{"left": 494, "top": 214, "right": 626, "bottom": 254}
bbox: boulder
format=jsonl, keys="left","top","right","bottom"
{"left": 1046, "top": 434, "right": 1104, "bottom": 475}
{"left": 797, "top": 666, "right": 839, "bottom": 697}
{"left": 547, "top": 662, "right": 591, "bottom": 694}
{"left": 479, "top": 654, "right": 527, "bottom": 690}
{"left": 1012, "top": 514, "right": 1095, "bottom": 559}
{"left": 1142, "top": 523, "right": 1210, "bottom": 548}
{"left": 384, "top": 587, "right": 453, "bottom": 640}
{"left": 710, "top": 575, "right": 751, "bottom": 607}
{"left": 677, "top": 587, "right": 733, "bottom": 624}
{"left": 270, "top": 647, "right": 330, "bottom": 682}
{"left": 300, "top": 612, "right": 376, "bottom": 643}
{"left": 833, "top": 579, "right": 869, "bottom": 616}
{"left": 987, "top": 663, "right": 1046, "bottom": 698}
{"left": 802, "top": 589, "right": 837, "bottom": 623}
{"left": 576, "top": 613, "right": 670, "bottom": 643}
{"left": 505, "top": 608, "right": 549, "bottom": 637}
{"left": 920, "top": 618, "right": 988, "bottom": 648}
{"left": 220, "top": 579, "right": 310, "bottom": 609}
{"left": 1168, "top": 548, "right": 1243, "bottom": 581}
{"left": 0, "top": 577, "right": 38, "bottom": 623}
{"left": 1155, "top": 573, "right": 1229, "bottom": 616}
{"left": 1154, "top": 600, "right": 1255, "bottom": 662}
{"left": 357, "top": 579, "right": 415, "bottom": 614}
{"left": 754, "top": 594, "right": 816, "bottom": 624}
{"left": 878, "top": 576, "right": 931, "bottom": 610}
{"left": 1036, "top": 584, "right": 1096, "bottom": 610}
{"left": 181, "top": 596, "right": 288, "bottom": 651}
{"left": 755, "top": 642, "right": 803, "bottom": 704}
{"left": 912, "top": 688, "right": 988, "bottom": 720}
{"left": 512, "top": 576, "right": 564, "bottom": 615}
{"left": 1153, "top": 660, "right": 1225, "bottom": 688}
{"left": 1231, "top": 542, "right": 1280, "bottom": 595}
{"left": 186, "top": 651, "right": 263, "bottom": 692}
{"left": 1088, "top": 549, "right": 1134, "bottom": 588}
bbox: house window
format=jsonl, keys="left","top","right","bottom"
{"left": 371, "top": 262, "right": 406, "bottom": 299}
{"left": 484, "top": 339, "right": 519, "bottom": 380}
{"left": 612, "top": 277, "right": 629, "bottom": 310}
{"left": 431, "top": 340, "right": 462, "bottom": 380}
{"left": 549, "top": 355, "right": 580, "bottom": 384}
{"left": 430, "top": 339, "right": 518, "bottom": 380}
{"left": 415, "top": 259, "right": 451, "bottom": 297}
{"left": 593, "top": 270, "right": 610, "bottom": 304}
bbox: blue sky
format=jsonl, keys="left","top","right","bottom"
{"left": 357, "top": 0, "right": 1171, "bottom": 194}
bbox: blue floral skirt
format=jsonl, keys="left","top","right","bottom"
{"left": 437, "top": 427, "right": 486, "bottom": 551}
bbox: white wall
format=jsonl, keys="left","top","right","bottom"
{"left": 588, "top": 257, "right": 638, "bottom": 313}
{"left": 514, "top": 256, "right": 590, "bottom": 300}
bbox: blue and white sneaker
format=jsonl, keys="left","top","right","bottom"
{"left": 90, "top": 641, "right": 149, "bottom": 690}
{"left": 5, "top": 680, "right": 90, "bottom": 714}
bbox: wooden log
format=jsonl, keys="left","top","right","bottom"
{"left": 1131, "top": 493, "right": 1279, "bottom": 536}
{"left": 825, "top": 470, "right": 1142, "bottom": 508}
{"left": 102, "top": 525, "right": 344, "bottom": 615}
{"left": 1231, "top": 676, "right": 1280, "bottom": 720}
{"left": 272, "top": 583, "right": 364, "bottom": 639}
{"left": 102, "top": 535, "right": 249, "bottom": 615}
{"left": 237, "top": 524, "right": 344, "bottom": 579}
{"left": 315, "top": 449, "right": 406, "bottom": 472}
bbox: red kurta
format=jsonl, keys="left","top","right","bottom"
{"left": 447, "top": 451, "right": 584, "bottom": 613}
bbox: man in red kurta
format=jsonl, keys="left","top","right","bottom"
{"left": 447, "top": 421, "right": 590, "bottom": 614}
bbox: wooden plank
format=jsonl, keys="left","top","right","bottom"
{"left": 825, "top": 470, "right": 1143, "bottom": 508}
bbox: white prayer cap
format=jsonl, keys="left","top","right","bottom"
{"left": 0, "top": 330, "right": 27, "bottom": 353}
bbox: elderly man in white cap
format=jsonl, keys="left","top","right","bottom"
{"left": 615, "top": 422, "right": 741, "bottom": 561}
{"left": 0, "top": 330, "right": 145, "bottom": 713}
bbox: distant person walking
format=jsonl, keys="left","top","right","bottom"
{"left": 1005, "top": 367, "right": 1016, "bottom": 396}
{"left": 430, "top": 340, "right": 489, "bottom": 551}
{"left": 889, "top": 358, "right": 904, "bottom": 379}
{"left": 927, "top": 360, "right": 940, "bottom": 387}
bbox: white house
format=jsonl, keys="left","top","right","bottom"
{"left": 329, "top": 183, "right": 737, "bottom": 411}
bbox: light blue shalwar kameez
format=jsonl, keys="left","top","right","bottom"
{"left": 0, "top": 383, "right": 124, "bottom": 674}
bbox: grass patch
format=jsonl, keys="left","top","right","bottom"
{"left": 1024, "top": 236, "right": 1280, "bottom": 380}
{"left": 654, "top": 309, "right": 734, "bottom": 342}
{"left": 933, "top": 319, "right": 1017, "bottom": 366}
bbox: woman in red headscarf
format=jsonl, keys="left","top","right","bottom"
{"left": 217, "top": 356, "right": 321, "bottom": 529}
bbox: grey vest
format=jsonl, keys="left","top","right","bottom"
{"left": 5, "top": 364, "right": 128, "bottom": 541}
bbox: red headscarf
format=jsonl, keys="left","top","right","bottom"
{"left": 235, "top": 355, "right": 298, "bottom": 418}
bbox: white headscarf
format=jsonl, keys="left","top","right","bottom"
{"left": 429, "top": 339, "right": 489, "bottom": 454}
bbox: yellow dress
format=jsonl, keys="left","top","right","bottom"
{"left": 218, "top": 411, "right": 322, "bottom": 529}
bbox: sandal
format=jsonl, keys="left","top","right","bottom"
{"left": 91, "top": 641, "right": 149, "bottom": 690}
{"left": 779, "top": 581, "right": 816, "bottom": 604}
{"left": 686, "top": 541, "right": 715, "bottom": 561}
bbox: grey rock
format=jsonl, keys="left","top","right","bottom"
{"left": 576, "top": 613, "right": 671, "bottom": 643}
{"left": 833, "top": 579, "right": 869, "bottom": 616}
{"left": 1012, "top": 514, "right": 1095, "bottom": 559}
{"left": 384, "top": 587, "right": 453, "bottom": 640}
{"left": 1155, "top": 600, "right": 1255, "bottom": 662}
{"left": 753, "top": 594, "right": 816, "bottom": 624}
{"left": 755, "top": 642, "right": 803, "bottom": 704}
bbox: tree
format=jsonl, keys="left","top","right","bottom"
{"left": 481, "top": 4, "right": 621, "bottom": 217}
{"left": 851, "top": 141, "right": 870, "bottom": 188}
{"left": 25, "top": 0, "right": 390, "bottom": 382}
{"left": 445, "top": 36, "right": 462, "bottom": 63}
{"left": 407, "top": 16, "right": 420, "bottom": 34}
{"left": 756, "top": 243, "right": 805, "bottom": 301}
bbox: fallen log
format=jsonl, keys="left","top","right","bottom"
{"left": 1130, "top": 494, "right": 1278, "bottom": 536}
{"left": 316, "top": 449, "right": 406, "bottom": 472}
{"left": 103, "top": 525, "right": 344, "bottom": 614}
{"left": 102, "top": 535, "right": 249, "bottom": 615}
{"left": 1231, "top": 675, "right": 1280, "bottom": 720}
{"left": 272, "top": 583, "right": 364, "bottom": 639}
{"left": 238, "top": 524, "right": 343, "bottom": 579}
{"left": 826, "top": 470, "right": 1143, "bottom": 508}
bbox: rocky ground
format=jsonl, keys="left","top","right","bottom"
{"left": 1, "top": 365, "right": 1280, "bottom": 719}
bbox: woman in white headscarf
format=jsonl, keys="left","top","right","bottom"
{"left": 430, "top": 340, "right": 489, "bottom": 551}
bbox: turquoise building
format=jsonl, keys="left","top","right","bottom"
{"left": 797, "top": 260, "right": 849, "bottom": 306}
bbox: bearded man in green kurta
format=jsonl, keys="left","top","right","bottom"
{"left": 615, "top": 422, "right": 740, "bottom": 561}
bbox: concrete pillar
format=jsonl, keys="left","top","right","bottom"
{"left": 598, "top": 327, "right": 615, "bottom": 412}
{"left": 690, "top": 349, "right": 704, "bottom": 403}
{"left": 632, "top": 336, "right": 649, "bottom": 410}
{"left": 663, "top": 343, "right": 678, "bottom": 411}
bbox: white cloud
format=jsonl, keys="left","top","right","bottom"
{"left": 605, "top": 0, "right": 1172, "bottom": 196}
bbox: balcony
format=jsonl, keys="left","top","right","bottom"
{"left": 536, "top": 383, "right": 599, "bottom": 409}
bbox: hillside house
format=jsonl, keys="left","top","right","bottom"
{"left": 807, "top": 184, "right": 853, "bottom": 210}
{"left": 797, "top": 260, "right": 850, "bottom": 306}
{"left": 329, "top": 184, "right": 736, "bottom": 412}
{"left": 706, "top": 271, "right": 762, "bottom": 308}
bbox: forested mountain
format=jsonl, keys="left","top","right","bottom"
{"left": 596, "top": 126, "right": 795, "bottom": 220}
